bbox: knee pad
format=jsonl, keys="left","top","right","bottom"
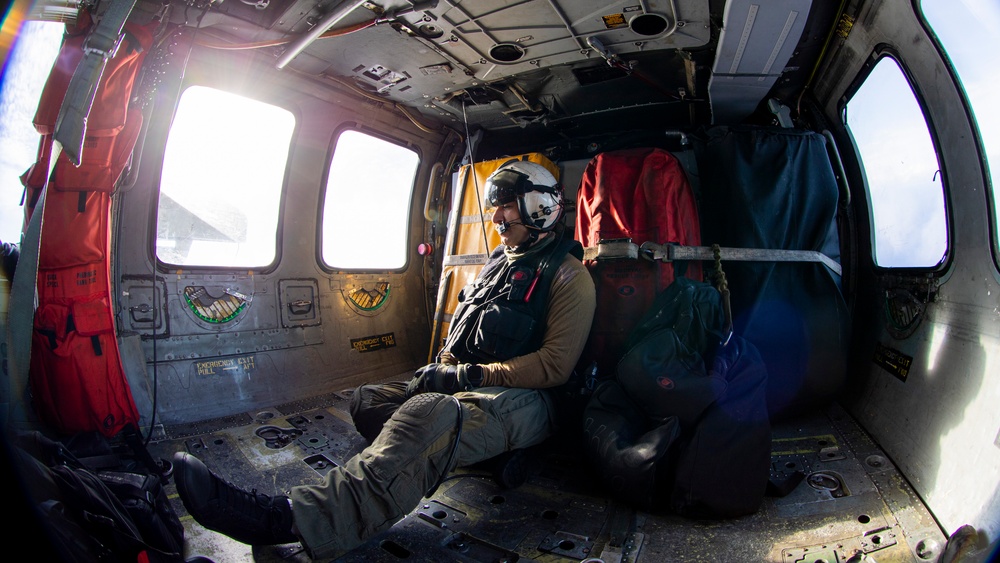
{"left": 395, "top": 392, "right": 453, "bottom": 421}
{"left": 367, "top": 393, "right": 461, "bottom": 473}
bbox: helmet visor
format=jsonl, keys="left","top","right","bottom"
{"left": 484, "top": 169, "right": 528, "bottom": 211}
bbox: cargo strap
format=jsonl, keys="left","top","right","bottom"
{"left": 581, "top": 240, "right": 843, "bottom": 277}
{"left": 55, "top": 0, "right": 138, "bottom": 164}
{"left": 2, "top": 145, "right": 58, "bottom": 433}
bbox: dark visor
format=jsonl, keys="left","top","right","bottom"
{"left": 486, "top": 169, "right": 528, "bottom": 206}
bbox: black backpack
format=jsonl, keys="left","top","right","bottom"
{"left": 583, "top": 276, "right": 771, "bottom": 518}
{"left": 12, "top": 430, "right": 185, "bottom": 562}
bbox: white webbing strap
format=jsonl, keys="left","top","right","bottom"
{"left": 55, "top": 0, "right": 137, "bottom": 164}
{"left": 2, "top": 142, "right": 60, "bottom": 433}
{"left": 581, "top": 240, "right": 843, "bottom": 277}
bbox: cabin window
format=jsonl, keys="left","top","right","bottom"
{"left": 845, "top": 55, "right": 947, "bottom": 268}
{"left": 320, "top": 130, "right": 418, "bottom": 270}
{"left": 920, "top": 0, "right": 1000, "bottom": 256}
{"left": 156, "top": 86, "right": 294, "bottom": 268}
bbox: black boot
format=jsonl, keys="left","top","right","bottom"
{"left": 173, "top": 452, "right": 298, "bottom": 545}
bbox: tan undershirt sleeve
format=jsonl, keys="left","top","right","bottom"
{"left": 478, "top": 255, "right": 596, "bottom": 388}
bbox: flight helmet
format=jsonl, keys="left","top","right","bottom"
{"left": 484, "top": 160, "right": 564, "bottom": 232}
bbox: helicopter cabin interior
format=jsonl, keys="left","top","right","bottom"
{"left": 0, "top": 0, "right": 998, "bottom": 562}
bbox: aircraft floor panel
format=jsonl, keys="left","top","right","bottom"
{"left": 147, "top": 393, "right": 947, "bottom": 562}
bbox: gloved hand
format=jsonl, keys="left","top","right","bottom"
{"left": 406, "top": 363, "right": 484, "bottom": 397}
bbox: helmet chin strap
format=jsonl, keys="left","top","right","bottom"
{"left": 513, "top": 228, "right": 541, "bottom": 251}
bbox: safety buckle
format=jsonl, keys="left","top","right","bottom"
{"left": 83, "top": 29, "right": 125, "bottom": 59}
{"left": 582, "top": 238, "right": 638, "bottom": 261}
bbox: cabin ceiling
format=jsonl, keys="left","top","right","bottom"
{"left": 152, "top": 0, "right": 840, "bottom": 150}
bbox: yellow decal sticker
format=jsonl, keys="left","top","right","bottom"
{"left": 873, "top": 342, "right": 913, "bottom": 382}
{"left": 351, "top": 333, "right": 397, "bottom": 353}
{"left": 602, "top": 13, "right": 627, "bottom": 29}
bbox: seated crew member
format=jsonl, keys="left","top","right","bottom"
{"left": 172, "top": 159, "right": 597, "bottom": 559}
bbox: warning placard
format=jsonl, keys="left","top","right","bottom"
{"left": 351, "top": 333, "right": 397, "bottom": 353}
{"left": 873, "top": 342, "right": 913, "bottom": 381}
{"left": 195, "top": 354, "right": 257, "bottom": 377}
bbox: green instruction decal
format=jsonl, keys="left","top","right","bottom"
{"left": 183, "top": 286, "right": 249, "bottom": 323}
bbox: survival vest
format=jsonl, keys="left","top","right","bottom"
{"left": 442, "top": 234, "right": 583, "bottom": 364}
{"left": 21, "top": 15, "right": 155, "bottom": 437}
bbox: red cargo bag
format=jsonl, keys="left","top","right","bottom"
{"left": 574, "top": 147, "right": 703, "bottom": 378}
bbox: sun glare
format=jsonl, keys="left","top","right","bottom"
{"left": 157, "top": 86, "right": 294, "bottom": 267}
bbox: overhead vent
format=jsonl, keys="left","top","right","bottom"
{"left": 629, "top": 13, "right": 670, "bottom": 36}
{"left": 427, "top": 0, "right": 711, "bottom": 85}
{"left": 490, "top": 43, "right": 526, "bottom": 63}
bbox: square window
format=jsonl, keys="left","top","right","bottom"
{"left": 156, "top": 86, "right": 294, "bottom": 268}
{"left": 321, "top": 130, "right": 419, "bottom": 270}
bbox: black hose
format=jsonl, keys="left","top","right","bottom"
{"left": 425, "top": 396, "right": 464, "bottom": 497}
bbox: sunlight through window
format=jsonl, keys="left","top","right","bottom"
{"left": 846, "top": 56, "right": 947, "bottom": 268}
{"left": 157, "top": 86, "right": 294, "bottom": 268}
{"left": 0, "top": 21, "right": 64, "bottom": 244}
{"left": 321, "top": 130, "right": 418, "bottom": 270}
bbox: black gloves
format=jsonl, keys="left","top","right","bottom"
{"left": 0, "top": 241, "right": 18, "bottom": 280}
{"left": 406, "top": 363, "right": 484, "bottom": 397}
